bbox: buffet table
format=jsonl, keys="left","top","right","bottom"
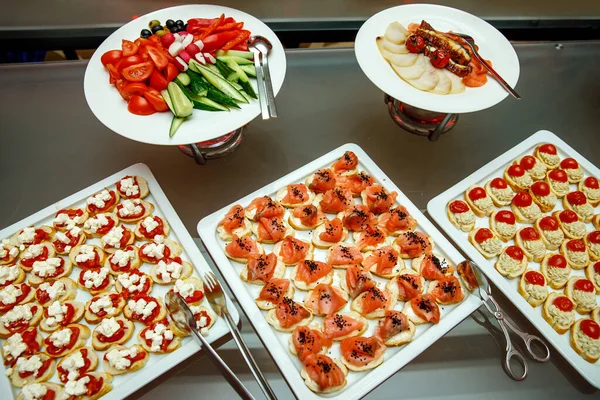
{"left": 0, "top": 42, "right": 599, "bottom": 398}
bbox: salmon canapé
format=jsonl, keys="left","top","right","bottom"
{"left": 362, "top": 246, "right": 402, "bottom": 277}
{"left": 245, "top": 196, "right": 285, "bottom": 221}
{"left": 293, "top": 260, "right": 333, "bottom": 288}
{"left": 352, "top": 286, "right": 394, "bottom": 317}
{"left": 388, "top": 270, "right": 423, "bottom": 301}
{"left": 256, "top": 278, "right": 293, "bottom": 309}
{"left": 340, "top": 336, "right": 386, "bottom": 371}
{"left": 307, "top": 169, "right": 337, "bottom": 194}
{"left": 301, "top": 354, "right": 347, "bottom": 393}
{"left": 277, "top": 184, "right": 311, "bottom": 207}
{"left": 217, "top": 204, "right": 250, "bottom": 239}
{"left": 289, "top": 205, "right": 326, "bottom": 230}
{"left": 394, "top": 231, "right": 433, "bottom": 258}
{"left": 274, "top": 236, "right": 312, "bottom": 265}
{"left": 428, "top": 276, "right": 464, "bottom": 305}
{"left": 269, "top": 297, "right": 312, "bottom": 331}
{"left": 304, "top": 284, "right": 348, "bottom": 316}
{"left": 341, "top": 204, "right": 375, "bottom": 232}
{"left": 332, "top": 151, "right": 359, "bottom": 175}
{"left": 361, "top": 185, "right": 398, "bottom": 214}
{"left": 241, "top": 253, "right": 283, "bottom": 284}
{"left": 337, "top": 171, "right": 375, "bottom": 196}
{"left": 327, "top": 244, "right": 364, "bottom": 268}
{"left": 254, "top": 216, "right": 291, "bottom": 243}
{"left": 224, "top": 235, "right": 263, "bottom": 262}
{"left": 318, "top": 188, "right": 353, "bottom": 214}
{"left": 404, "top": 294, "right": 441, "bottom": 324}
{"left": 413, "top": 253, "right": 454, "bottom": 281}
{"left": 373, "top": 310, "right": 414, "bottom": 346}
{"left": 291, "top": 325, "right": 333, "bottom": 361}
{"left": 323, "top": 312, "right": 366, "bottom": 340}
{"left": 378, "top": 206, "right": 417, "bottom": 235}
{"left": 313, "top": 218, "right": 347, "bottom": 248}
{"left": 342, "top": 265, "right": 376, "bottom": 298}
{"left": 353, "top": 224, "right": 388, "bottom": 251}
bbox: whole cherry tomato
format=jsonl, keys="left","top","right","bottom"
{"left": 430, "top": 50, "right": 450, "bottom": 69}
{"left": 405, "top": 35, "right": 425, "bottom": 53}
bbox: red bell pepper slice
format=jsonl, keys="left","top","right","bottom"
{"left": 197, "top": 14, "right": 225, "bottom": 40}
{"left": 200, "top": 30, "right": 242, "bottom": 53}
{"left": 222, "top": 30, "right": 250, "bottom": 51}
{"left": 215, "top": 22, "right": 244, "bottom": 32}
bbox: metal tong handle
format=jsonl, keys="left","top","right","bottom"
{"left": 191, "top": 326, "right": 255, "bottom": 400}
{"left": 501, "top": 316, "right": 551, "bottom": 363}
{"left": 464, "top": 41, "right": 521, "bottom": 99}
{"left": 250, "top": 46, "right": 269, "bottom": 120}
{"left": 260, "top": 49, "right": 278, "bottom": 118}
{"left": 222, "top": 311, "right": 277, "bottom": 400}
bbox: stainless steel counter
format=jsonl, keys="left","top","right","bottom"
{"left": 1, "top": 42, "right": 599, "bottom": 398}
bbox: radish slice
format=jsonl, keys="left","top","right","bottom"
{"left": 195, "top": 53, "right": 206, "bottom": 65}
{"left": 179, "top": 50, "right": 191, "bottom": 63}
{"left": 204, "top": 53, "right": 216, "bottom": 64}
{"left": 175, "top": 56, "right": 188, "bottom": 71}
{"left": 173, "top": 33, "right": 184, "bottom": 43}
{"left": 193, "top": 40, "right": 204, "bottom": 51}
{"left": 168, "top": 42, "right": 184, "bottom": 57}
{"left": 181, "top": 34, "right": 194, "bottom": 47}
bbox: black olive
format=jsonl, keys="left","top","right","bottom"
{"left": 176, "top": 19, "right": 184, "bottom": 27}
{"left": 184, "top": 23, "right": 188, "bottom": 30}
{"left": 166, "top": 19, "right": 175, "bottom": 29}
{"left": 151, "top": 25, "right": 164, "bottom": 34}
{"left": 140, "top": 29, "right": 152, "bottom": 38}
{"left": 170, "top": 26, "right": 180, "bottom": 33}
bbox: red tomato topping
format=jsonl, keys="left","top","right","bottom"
{"left": 588, "top": 231, "right": 600, "bottom": 244}
{"left": 512, "top": 191, "right": 533, "bottom": 207}
{"left": 505, "top": 246, "right": 524, "bottom": 261}
{"left": 520, "top": 227, "right": 540, "bottom": 241}
{"left": 581, "top": 320, "right": 600, "bottom": 340}
{"left": 594, "top": 262, "right": 600, "bottom": 275}
{"left": 449, "top": 200, "right": 469, "bottom": 214}
{"left": 574, "top": 279, "right": 594, "bottom": 292}
{"left": 490, "top": 177, "right": 508, "bottom": 189}
{"left": 524, "top": 270, "right": 545, "bottom": 286}
{"left": 584, "top": 177, "right": 599, "bottom": 189}
{"left": 553, "top": 296, "right": 573, "bottom": 312}
{"left": 97, "top": 320, "right": 126, "bottom": 342}
{"left": 468, "top": 187, "right": 487, "bottom": 201}
{"left": 45, "top": 327, "right": 79, "bottom": 355}
{"left": 548, "top": 169, "right": 568, "bottom": 183}
{"left": 539, "top": 144, "right": 557, "bottom": 155}
{"left": 507, "top": 165, "right": 525, "bottom": 177}
{"left": 558, "top": 210, "right": 578, "bottom": 223}
{"left": 531, "top": 181, "right": 550, "bottom": 197}
{"left": 495, "top": 210, "right": 516, "bottom": 225}
{"left": 548, "top": 254, "right": 567, "bottom": 268}
{"left": 519, "top": 156, "right": 537, "bottom": 171}
{"left": 566, "top": 239, "right": 586, "bottom": 252}
{"left": 560, "top": 158, "right": 579, "bottom": 170}
{"left": 566, "top": 191, "right": 587, "bottom": 206}
{"left": 539, "top": 216, "right": 559, "bottom": 231}
{"left": 85, "top": 374, "right": 104, "bottom": 396}
{"left": 474, "top": 228, "right": 493, "bottom": 243}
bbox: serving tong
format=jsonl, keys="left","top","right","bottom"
{"left": 459, "top": 260, "right": 550, "bottom": 380}
{"left": 248, "top": 35, "right": 278, "bottom": 119}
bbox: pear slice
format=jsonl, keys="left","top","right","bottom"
{"left": 429, "top": 69, "right": 452, "bottom": 95}
{"left": 442, "top": 69, "right": 466, "bottom": 94}
{"left": 391, "top": 54, "right": 427, "bottom": 80}
{"left": 406, "top": 62, "right": 440, "bottom": 91}
{"left": 382, "top": 39, "right": 410, "bottom": 54}
{"left": 384, "top": 22, "right": 408, "bottom": 44}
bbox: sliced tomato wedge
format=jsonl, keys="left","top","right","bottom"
{"left": 128, "top": 95, "right": 156, "bottom": 115}
{"left": 164, "top": 63, "right": 179, "bottom": 82}
{"left": 144, "top": 89, "right": 169, "bottom": 112}
{"left": 106, "top": 64, "right": 121, "bottom": 84}
{"left": 149, "top": 69, "right": 168, "bottom": 91}
{"left": 134, "top": 37, "right": 152, "bottom": 48}
{"left": 122, "top": 62, "right": 154, "bottom": 82}
{"left": 101, "top": 50, "right": 122, "bottom": 67}
{"left": 120, "top": 82, "right": 147, "bottom": 101}
{"left": 116, "top": 55, "right": 143, "bottom": 72}
{"left": 147, "top": 46, "right": 168, "bottom": 71}
{"left": 122, "top": 39, "right": 139, "bottom": 57}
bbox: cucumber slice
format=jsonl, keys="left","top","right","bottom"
{"left": 227, "top": 60, "right": 257, "bottom": 99}
{"left": 206, "top": 87, "right": 240, "bottom": 109}
{"left": 215, "top": 59, "right": 236, "bottom": 78}
{"left": 217, "top": 56, "right": 253, "bottom": 65}
{"left": 194, "top": 97, "right": 229, "bottom": 112}
{"left": 167, "top": 82, "right": 193, "bottom": 118}
{"left": 161, "top": 89, "right": 176, "bottom": 115}
{"left": 169, "top": 116, "right": 186, "bottom": 137}
{"left": 240, "top": 65, "right": 256, "bottom": 77}
{"left": 230, "top": 81, "right": 253, "bottom": 102}
{"left": 190, "top": 61, "right": 248, "bottom": 104}
{"left": 206, "top": 64, "right": 223, "bottom": 77}
{"left": 175, "top": 72, "right": 191, "bottom": 86}
{"left": 216, "top": 50, "right": 254, "bottom": 59}
{"left": 226, "top": 72, "right": 239, "bottom": 82}
{"left": 186, "top": 70, "right": 209, "bottom": 95}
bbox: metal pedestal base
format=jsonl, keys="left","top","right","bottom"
{"left": 178, "top": 126, "right": 246, "bottom": 165}
{"left": 385, "top": 94, "right": 459, "bottom": 141}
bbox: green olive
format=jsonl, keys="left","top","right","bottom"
{"left": 155, "top": 29, "right": 167, "bottom": 37}
{"left": 148, "top": 19, "right": 161, "bottom": 29}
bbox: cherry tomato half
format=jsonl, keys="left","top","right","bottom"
{"left": 116, "top": 55, "right": 143, "bottom": 72}
{"left": 164, "top": 63, "right": 179, "bottom": 82}
{"left": 147, "top": 46, "right": 168, "bottom": 71}
{"left": 144, "top": 89, "right": 169, "bottom": 112}
{"left": 122, "top": 39, "right": 139, "bottom": 57}
{"left": 101, "top": 50, "right": 122, "bottom": 67}
{"left": 128, "top": 95, "right": 156, "bottom": 115}
{"left": 149, "top": 70, "right": 168, "bottom": 91}
{"left": 120, "top": 82, "right": 148, "bottom": 102}
{"left": 122, "top": 62, "right": 154, "bottom": 82}
{"left": 106, "top": 64, "right": 121, "bottom": 84}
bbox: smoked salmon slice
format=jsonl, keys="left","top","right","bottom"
{"left": 378, "top": 206, "right": 417, "bottom": 234}
{"left": 255, "top": 216, "right": 289, "bottom": 243}
{"left": 290, "top": 205, "right": 325, "bottom": 229}
{"left": 244, "top": 253, "right": 279, "bottom": 283}
{"left": 257, "top": 278, "right": 291, "bottom": 305}
{"left": 304, "top": 284, "right": 348, "bottom": 316}
{"left": 356, "top": 287, "right": 391, "bottom": 315}
{"left": 327, "top": 244, "right": 363, "bottom": 267}
{"left": 407, "top": 294, "right": 440, "bottom": 324}
{"left": 275, "top": 297, "right": 311, "bottom": 329}
{"left": 362, "top": 185, "right": 398, "bottom": 214}
{"left": 415, "top": 253, "right": 454, "bottom": 281}
{"left": 429, "top": 276, "right": 464, "bottom": 305}
{"left": 307, "top": 169, "right": 337, "bottom": 193}
{"left": 341, "top": 204, "right": 375, "bottom": 232}
{"left": 394, "top": 231, "right": 433, "bottom": 258}
{"left": 343, "top": 265, "right": 376, "bottom": 298}
{"left": 302, "top": 354, "right": 346, "bottom": 391}
{"left": 391, "top": 271, "right": 423, "bottom": 301}
{"left": 374, "top": 310, "right": 411, "bottom": 343}
{"left": 225, "top": 235, "right": 262, "bottom": 262}
{"left": 280, "top": 184, "right": 311, "bottom": 206}
{"left": 323, "top": 312, "right": 365, "bottom": 340}
{"left": 275, "top": 236, "right": 311, "bottom": 265}
{"left": 354, "top": 224, "right": 387, "bottom": 251}
{"left": 219, "top": 204, "right": 246, "bottom": 233}
{"left": 318, "top": 218, "right": 345, "bottom": 243}
{"left": 291, "top": 326, "right": 333, "bottom": 362}
{"left": 294, "top": 260, "right": 332, "bottom": 285}
{"left": 339, "top": 336, "right": 386, "bottom": 370}
{"left": 362, "top": 246, "right": 400, "bottom": 276}
{"left": 332, "top": 151, "right": 359, "bottom": 175}
{"left": 337, "top": 171, "right": 374, "bottom": 196}
{"left": 318, "top": 188, "right": 353, "bottom": 214}
{"left": 246, "top": 196, "right": 285, "bottom": 221}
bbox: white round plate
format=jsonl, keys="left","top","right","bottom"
{"left": 84, "top": 5, "right": 286, "bottom": 145}
{"left": 355, "top": 4, "right": 519, "bottom": 114}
